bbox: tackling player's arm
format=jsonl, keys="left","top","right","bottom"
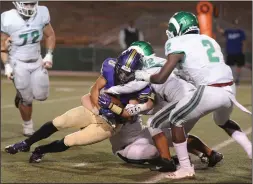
{"left": 107, "top": 97, "right": 154, "bottom": 119}
{"left": 0, "top": 32, "right": 9, "bottom": 64}
{"left": 150, "top": 53, "right": 184, "bottom": 84}
{"left": 1, "top": 32, "right": 13, "bottom": 80}
{"left": 89, "top": 75, "right": 107, "bottom": 109}
{"left": 43, "top": 23, "right": 55, "bottom": 68}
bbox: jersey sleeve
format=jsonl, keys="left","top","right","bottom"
{"left": 101, "top": 58, "right": 116, "bottom": 88}
{"left": 143, "top": 56, "right": 166, "bottom": 69}
{"left": 106, "top": 80, "right": 149, "bottom": 95}
{"left": 1, "top": 12, "right": 9, "bottom": 34}
{"left": 164, "top": 39, "right": 185, "bottom": 56}
{"left": 137, "top": 85, "right": 155, "bottom": 103}
{"left": 40, "top": 6, "right": 50, "bottom": 26}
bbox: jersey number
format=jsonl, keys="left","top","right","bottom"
{"left": 19, "top": 30, "right": 40, "bottom": 46}
{"left": 201, "top": 40, "right": 219, "bottom": 62}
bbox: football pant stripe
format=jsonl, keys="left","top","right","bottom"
{"left": 170, "top": 85, "right": 205, "bottom": 127}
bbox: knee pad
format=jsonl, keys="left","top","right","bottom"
{"left": 33, "top": 89, "right": 49, "bottom": 101}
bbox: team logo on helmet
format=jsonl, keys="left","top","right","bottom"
{"left": 115, "top": 49, "right": 143, "bottom": 85}
{"left": 166, "top": 11, "right": 200, "bottom": 39}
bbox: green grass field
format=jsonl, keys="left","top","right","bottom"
{"left": 1, "top": 76, "right": 252, "bottom": 183}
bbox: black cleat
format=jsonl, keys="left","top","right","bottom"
{"left": 207, "top": 150, "right": 224, "bottom": 167}
{"left": 5, "top": 141, "right": 30, "bottom": 154}
{"left": 29, "top": 148, "right": 45, "bottom": 163}
{"left": 149, "top": 157, "right": 176, "bottom": 172}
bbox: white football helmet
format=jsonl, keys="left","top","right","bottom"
{"left": 13, "top": 1, "right": 38, "bottom": 17}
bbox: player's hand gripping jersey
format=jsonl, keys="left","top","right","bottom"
{"left": 1, "top": 6, "right": 50, "bottom": 62}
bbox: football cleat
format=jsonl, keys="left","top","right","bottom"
{"left": 29, "top": 147, "right": 45, "bottom": 163}
{"left": 165, "top": 165, "right": 195, "bottom": 180}
{"left": 207, "top": 150, "right": 224, "bottom": 167}
{"left": 5, "top": 141, "right": 30, "bottom": 154}
{"left": 149, "top": 157, "right": 177, "bottom": 172}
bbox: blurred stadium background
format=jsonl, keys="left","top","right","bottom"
{"left": 1, "top": 1, "right": 252, "bottom": 183}
{"left": 1, "top": 1, "right": 252, "bottom": 76}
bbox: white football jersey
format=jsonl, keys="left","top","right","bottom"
{"left": 109, "top": 116, "right": 143, "bottom": 154}
{"left": 1, "top": 6, "right": 50, "bottom": 62}
{"left": 165, "top": 34, "right": 234, "bottom": 87}
{"left": 147, "top": 67, "right": 196, "bottom": 103}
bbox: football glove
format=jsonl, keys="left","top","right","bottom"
{"left": 99, "top": 108, "right": 115, "bottom": 119}
{"left": 125, "top": 104, "right": 141, "bottom": 116}
{"left": 135, "top": 70, "right": 151, "bottom": 82}
{"left": 43, "top": 51, "right": 53, "bottom": 69}
{"left": 4, "top": 63, "right": 14, "bottom": 80}
{"left": 98, "top": 94, "right": 112, "bottom": 109}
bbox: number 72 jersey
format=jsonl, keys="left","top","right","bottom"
{"left": 1, "top": 6, "right": 50, "bottom": 62}
{"left": 165, "top": 34, "right": 233, "bottom": 87}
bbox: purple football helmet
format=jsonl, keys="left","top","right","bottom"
{"left": 115, "top": 49, "right": 143, "bottom": 85}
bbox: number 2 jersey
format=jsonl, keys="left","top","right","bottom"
{"left": 1, "top": 6, "right": 50, "bottom": 62}
{"left": 165, "top": 34, "right": 233, "bottom": 87}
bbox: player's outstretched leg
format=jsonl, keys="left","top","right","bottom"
{"left": 30, "top": 138, "right": 69, "bottom": 163}
{"left": 5, "top": 121, "right": 58, "bottom": 154}
{"left": 218, "top": 119, "right": 252, "bottom": 159}
{"left": 187, "top": 134, "right": 224, "bottom": 167}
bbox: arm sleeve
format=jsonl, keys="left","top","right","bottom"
{"left": 106, "top": 80, "right": 149, "bottom": 95}
{"left": 119, "top": 29, "right": 127, "bottom": 50}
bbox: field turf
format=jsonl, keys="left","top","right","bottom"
{"left": 1, "top": 76, "right": 252, "bottom": 183}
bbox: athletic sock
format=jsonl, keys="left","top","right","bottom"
{"left": 37, "top": 138, "right": 70, "bottom": 154}
{"left": 173, "top": 140, "right": 192, "bottom": 169}
{"left": 231, "top": 130, "right": 252, "bottom": 158}
{"left": 23, "top": 119, "right": 33, "bottom": 126}
{"left": 25, "top": 121, "right": 58, "bottom": 146}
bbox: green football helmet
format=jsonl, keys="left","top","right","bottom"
{"left": 128, "top": 41, "right": 155, "bottom": 57}
{"left": 166, "top": 11, "right": 200, "bottom": 39}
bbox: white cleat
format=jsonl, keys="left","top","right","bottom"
{"left": 165, "top": 165, "right": 195, "bottom": 180}
{"left": 22, "top": 122, "right": 35, "bottom": 137}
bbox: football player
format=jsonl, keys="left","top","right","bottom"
{"left": 135, "top": 12, "right": 252, "bottom": 179}
{"left": 5, "top": 50, "right": 154, "bottom": 163}
{"left": 1, "top": 1, "right": 55, "bottom": 136}
{"left": 107, "top": 41, "right": 223, "bottom": 169}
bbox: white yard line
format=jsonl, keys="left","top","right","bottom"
{"left": 1, "top": 96, "right": 81, "bottom": 109}
{"left": 142, "top": 127, "right": 252, "bottom": 183}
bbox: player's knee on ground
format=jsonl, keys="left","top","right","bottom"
{"left": 123, "top": 143, "right": 159, "bottom": 160}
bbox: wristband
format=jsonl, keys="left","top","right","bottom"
{"left": 47, "top": 49, "right": 53, "bottom": 54}
{"left": 109, "top": 104, "right": 123, "bottom": 115}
